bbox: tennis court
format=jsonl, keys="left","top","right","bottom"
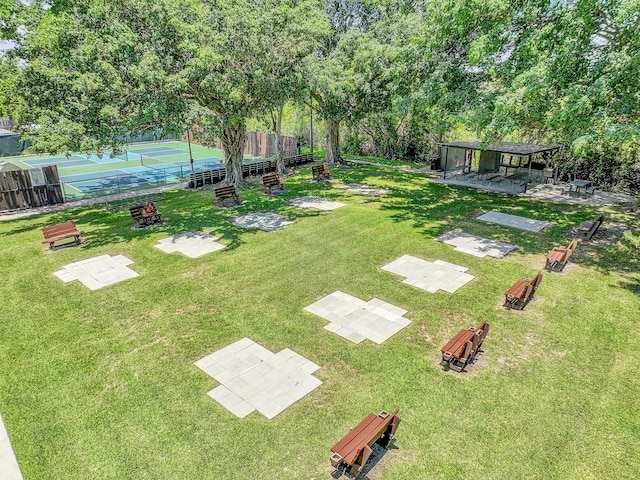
{"left": 22, "top": 146, "right": 186, "bottom": 169}
{"left": 61, "top": 160, "right": 224, "bottom": 192}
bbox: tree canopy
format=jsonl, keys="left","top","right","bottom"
{"left": 3, "top": 0, "right": 639, "bottom": 191}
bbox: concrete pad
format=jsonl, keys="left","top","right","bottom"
{"left": 382, "top": 255, "right": 474, "bottom": 293}
{"left": 195, "top": 338, "right": 322, "bottom": 419}
{"left": 305, "top": 291, "right": 412, "bottom": 344}
{"left": 231, "top": 212, "right": 294, "bottom": 231}
{"left": 288, "top": 196, "right": 346, "bottom": 211}
{"left": 155, "top": 232, "right": 226, "bottom": 258}
{"left": 477, "top": 211, "right": 550, "bottom": 233}
{"left": 0, "top": 414, "right": 23, "bottom": 480}
{"left": 435, "top": 231, "right": 517, "bottom": 258}
{"left": 336, "top": 184, "right": 392, "bottom": 196}
{"left": 53, "top": 254, "right": 139, "bottom": 290}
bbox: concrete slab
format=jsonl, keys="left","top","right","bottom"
{"left": 477, "top": 211, "right": 550, "bottom": 233}
{"left": 53, "top": 254, "right": 139, "bottom": 290}
{"left": 336, "top": 183, "right": 392, "bottom": 196}
{"left": 0, "top": 414, "right": 23, "bottom": 480}
{"left": 195, "top": 338, "right": 322, "bottom": 419}
{"left": 382, "top": 254, "right": 474, "bottom": 293}
{"left": 288, "top": 196, "right": 346, "bottom": 211}
{"left": 155, "top": 232, "right": 226, "bottom": 258}
{"left": 305, "top": 291, "right": 411, "bottom": 344}
{"left": 230, "top": 212, "right": 294, "bottom": 231}
{"left": 435, "top": 231, "right": 517, "bottom": 258}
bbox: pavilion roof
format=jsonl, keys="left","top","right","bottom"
{"left": 438, "top": 140, "right": 562, "bottom": 155}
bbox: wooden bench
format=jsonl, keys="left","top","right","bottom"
{"left": 41, "top": 221, "right": 84, "bottom": 249}
{"left": 130, "top": 202, "right": 162, "bottom": 228}
{"left": 575, "top": 214, "right": 604, "bottom": 241}
{"left": 262, "top": 172, "right": 284, "bottom": 194}
{"left": 545, "top": 239, "right": 578, "bottom": 272}
{"left": 330, "top": 409, "right": 401, "bottom": 477}
{"left": 214, "top": 185, "right": 241, "bottom": 208}
{"left": 440, "top": 321, "right": 489, "bottom": 372}
{"left": 312, "top": 163, "right": 331, "bottom": 181}
{"left": 504, "top": 272, "right": 543, "bottom": 310}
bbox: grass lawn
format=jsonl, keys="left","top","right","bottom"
{"left": 1, "top": 164, "right": 639, "bottom": 479}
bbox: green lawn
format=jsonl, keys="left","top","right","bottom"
{"left": 1, "top": 164, "right": 639, "bottom": 479}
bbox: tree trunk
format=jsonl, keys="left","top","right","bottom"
{"left": 325, "top": 118, "right": 341, "bottom": 164}
{"left": 221, "top": 122, "right": 247, "bottom": 187}
{"left": 273, "top": 105, "right": 285, "bottom": 175}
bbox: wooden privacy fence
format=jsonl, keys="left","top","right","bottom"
{"left": 210, "top": 131, "right": 299, "bottom": 158}
{"left": 0, "top": 165, "right": 64, "bottom": 211}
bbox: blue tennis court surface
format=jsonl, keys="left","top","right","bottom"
{"left": 61, "top": 161, "right": 224, "bottom": 192}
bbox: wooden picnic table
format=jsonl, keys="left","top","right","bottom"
{"left": 330, "top": 409, "right": 401, "bottom": 477}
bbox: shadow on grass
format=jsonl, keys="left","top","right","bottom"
{"left": 617, "top": 275, "right": 640, "bottom": 295}
{"left": 5, "top": 184, "right": 327, "bottom": 252}
{"left": 331, "top": 441, "right": 398, "bottom": 480}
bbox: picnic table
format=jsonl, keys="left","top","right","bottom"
{"left": 440, "top": 322, "right": 489, "bottom": 372}
{"left": 545, "top": 239, "right": 578, "bottom": 272}
{"left": 330, "top": 409, "right": 401, "bottom": 477}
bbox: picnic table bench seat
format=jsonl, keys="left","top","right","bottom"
{"left": 330, "top": 409, "right": 401, "bottom": 477}
{"left": 575, "top": 214, "right": 604, "bottom": 241}
{"left": 130, "top": 202, "right": 162, "bottom": 228}
{"left": 545, "top": 239, "right": 578, "bottom": 272}
{"left": 262, "top": 172, "right": 284, "bottom": 194}
{"left": 504, "top": 272, "right": 543, "bottom": 310}
{"left": 312, "top": 163, "right": 331, "bottom": 181}
{"left": 41, "top": 221, "right": 85, "bottom": 249}
{"left": 440, "top": 321, "right": 489, "bottom": 372}
{"left": 214, "top": 185, "right": 241, "bottom": 208}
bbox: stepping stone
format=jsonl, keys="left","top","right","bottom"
{"left": 477, "top": 211, "right": 550, "bottom": 233}
{"left": 0, "top": 414, "right": 23, "bottom": 480}
{"left": 231, "top": 212, "right": 294, "bottom": 231}
{"left": 155, "top": 232, "right": 226, "bottom": 258}
{"left": 435, "top": 231, "right": 517, "bottom": 258}
{"left": 381, "top": 254, "right": 474, "bottom": 293}
{"left": 305, "top": 291, "right": 411, "bottom": 344}
{"left": 288, "top": 196, "right": 346, "bottom": 211}
{"left": 195, "top": 338, "right": 322, "bottom": 419}
{"left": 53, "top": 254, "right": 139, "bottom": 290}
{"left": 336, "top": 184, "right": 392, "bottom": 196}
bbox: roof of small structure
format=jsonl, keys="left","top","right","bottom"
{"left": 438, "top": 140, "right": 562, "bottom": 155}
{"left": 0, "top": 128, "right": 15, "bottom": 136}
{"left": 0, "top": 161, "right": 22, "bottom": 171}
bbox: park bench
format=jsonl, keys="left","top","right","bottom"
{"left": 545, "top": 239, "right": 578, "bottom": 272}
{"left": 312, "top": 163, "right": 331, "bottom": 181}
{"left": 41, "top": 221, "right": 84, "bottom": 249}
{"left": 330, "top": 409, "right": 401, "bottom": 477}
{"left": 262, "top": 172, "right": 284, "bottom": 194}
{"left": 130, "top": 202, "right": 162, "bottom": 228}
{"left": 575, "top": 214, "right": 604, "bottom": 241}
{"left": 214, "top": 185, "right": 241, "bottom": 208}
{"left": 504, "top": 272, "right": 543, "bottom": 310}
{"left": 440, "top": 321, "right": 489, "bottom": 372}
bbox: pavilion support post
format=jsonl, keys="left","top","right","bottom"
{"left": 443, "top": 147, "right": 449, "bottom": 179}
{"left": 524, "top": 154, "right": 533, "bottom": 193}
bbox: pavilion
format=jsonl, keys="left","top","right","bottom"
{"left": 437, "top": 141, "right": 562, "bottom": 192}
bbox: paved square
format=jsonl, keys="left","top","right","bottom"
{"left": 336, "top": 183, "right": 392, "bottom": 196}
{"left": 288, "top": 196, "right": 346, "bottom": 211}
{"left": 304, "top": 291, "right": 411, "bottom": 344}
{"left": 435, "top": 231, "right": 517, "bottom": 258}
{"left": 231, "top": 212, "right": 294, "bottom": 231}
{"left": 53, "top": 254, "right": 139, "bottom": 290}
{"left": 382, "top": 254, "right": 475, "bottom": 293}
{"left": 0, "top": 414, "right": 23, "bottom": 480}
{"left": 477, "top": 211, "right": 550, "bottom": 233}
{"left": 195, "top": 338, "right": 322, "bottom": 419}
{"left": 154, "top": 232, "right": 226, "bottom": 258}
